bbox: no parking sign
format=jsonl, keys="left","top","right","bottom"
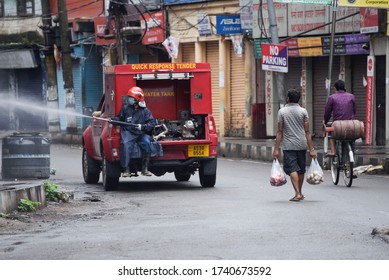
{"left": 261, "top": 43, "right": 288, "bottom": 73}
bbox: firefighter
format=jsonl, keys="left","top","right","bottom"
{"left": 111, "top": 86, "right": 157, "bottom": 177}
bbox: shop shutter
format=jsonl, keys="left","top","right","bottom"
{"left": 0, "top": 70, "right": 10, "bottom": 129}
{"left": 284, "top": 58, "right": 302, "bottom": 92}
{"left": 16, "top": 67, "right": 47, "bottom": 131}
{"left": 182, "top": 43, "right": 195, "bottom": 62}
{"left": 72, "top": 60, "right": 83, "bottom": 131}
{"left": 84, "top": 47, "right": 103, "bottom": 129}
{"left": 312, "top": 56, "right": 340, "bottom": 137}
{"left": 351, "top": 55, "right": 367, "bottom": 125}
{"left": 206, "top": 41, "right": 220, "bottom": 134}
{"left": 229, "top": 43, "right": 246, "bottom": 137}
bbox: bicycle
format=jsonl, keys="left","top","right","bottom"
{"left": 323, "top": 122, "right": 357, "bottom": 188}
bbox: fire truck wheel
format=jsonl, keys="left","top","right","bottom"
{"left": 199, "top": 168, "right": 216, "bottom": 188}
{"left": 174, "top": 171, "right": 191, "bottom": 182}
{"left": 102, "top": 154, "right": 119, "bottom": 191}
{"left": 82, "top": 148, "right": 100, "bottom": 184}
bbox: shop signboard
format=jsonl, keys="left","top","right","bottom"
{"left": 216, "top": 15, "right": 242, "bottom": 35}
{"left": 141, "top": 10, "right": 166, "bottom": 45}
{"left": 94, "top": 17, "right": 115, "bottom": 46}
{"left": 252, "top": 0, "right": 287, "bottom": 38}
{"left": 360, "top": 8, "right": 379, "bottom": 33}
{"left": 338, "top": 0, "right": 389, "bottom": 8}
{"left": 274, "top": 0, "right": 331, "bottom": 4}
{"left": 163, "top": 0, "right": 207, "bottom": 4}
{"left": 322, "top": 33, "right": 369, "bottom": 55}
{"left": 261, "top": 43, "right": 288, "bottom": 73}
{"left": 197, "top": 13, "right": 212, "bottom": 36}
{"left": 240, "top": 0, "right": 253, "bottom": 32}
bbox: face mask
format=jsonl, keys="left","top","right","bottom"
{"left": 128, "top": 97, "right": 136, "bottom": 106}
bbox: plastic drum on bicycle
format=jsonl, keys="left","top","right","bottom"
{"left": 331, "top": 120, "right": 365, "bottom": 140}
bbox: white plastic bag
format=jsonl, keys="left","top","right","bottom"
{"left": 306, "top": 158, "right": 324, "bottom": 185}
{"left": 270, "top": 159, "right": 287, "bottom": 187}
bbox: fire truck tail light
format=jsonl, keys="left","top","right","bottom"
{"left": 208, "top": 116, "right": 216, "bottom": 134}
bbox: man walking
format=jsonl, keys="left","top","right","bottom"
{"left": 273, "top": 89, "right": 316, "bottom": 202}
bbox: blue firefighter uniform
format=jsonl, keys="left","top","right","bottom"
{"left": 112, "top": 103, "right": 157, "bottom": 175}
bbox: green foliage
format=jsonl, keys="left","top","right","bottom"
{"left": 0, "top": 212, "right": 10, "bottom": 219}
{"left": 17, "top": 199, "right": 40, "bottom": 212}
{"left": 43, "top": 181, "right": 70, "bottom": 202}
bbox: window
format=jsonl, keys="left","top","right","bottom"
{"left": 17, "top": 0, "right": 34, "bottom": 17}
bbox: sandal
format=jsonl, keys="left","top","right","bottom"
{"left": 289, "top": 196, "right": 302, "bottom": 202}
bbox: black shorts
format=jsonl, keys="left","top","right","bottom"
{"left": 283, "top": 150, "right": 307, "bottom": 175}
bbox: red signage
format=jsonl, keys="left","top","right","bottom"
{"left": 94, "top": 17, "right": 115, "bottom": 46}
{"left": 360, "top": 8, "right": 379, "bottom": 34}
{"left": 261, "top": 43, "right": 289, "bottom": 73}
{"left": 141, "top": 10, "right": 166, "bottom": 45}
{"left": 365, "top": 55, "right": 374, "bottom": 145}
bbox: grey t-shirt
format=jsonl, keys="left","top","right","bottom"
{"left": 277, "top": 103, "right": 309, "bottom": 151}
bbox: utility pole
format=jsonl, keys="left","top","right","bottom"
{"left": 266, "top": 0, "right": 286, "bottom": 106}
{"left": 326, "top": 3, "right": 337, "bottom": 98}
{"left": 58, "top": 0, "right": 77, "bottom": 133}
{"left": 41, "top": 0, "right": 60, "bottom": 133}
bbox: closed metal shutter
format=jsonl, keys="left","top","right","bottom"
{"left": 206, "top": 41, "right": 220, "bottom": 133}
{"left": 312, "top": 56, "right": 340, "bottom": 137}
{"left": 16, "top": 67, "right": 47, "bottom": 131}
{"left": 229, "top": 44, "right": 245, "bottom": 137}
{"left": 0, "top": 70, "right": 10, "bottom": 129}
{"left": 182, "top": 43, "right": 195, "bottom": 62}
{"left": 284, "top": 58, "right": 302, "bottom": 92}
{"left": 84, "top": 46, "right": 103, "bottom": 129}
{"left": 72, "top": 60, "right": 83, "bottom": 131}
{"left": 351, "top": 55, "right": 367, "bottom": 125}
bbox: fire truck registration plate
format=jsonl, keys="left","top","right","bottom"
{"left": 188, "top": 145, "right": 209, "bottom": 157}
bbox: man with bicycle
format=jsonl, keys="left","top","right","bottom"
{"left": 324, "top": 80, "right": 356, "bottom": 157}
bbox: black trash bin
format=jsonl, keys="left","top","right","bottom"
{"left": 2, "top": 132, "right": 50, "bottom": 179}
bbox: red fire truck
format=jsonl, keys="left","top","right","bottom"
{"left": 82, "top": 62, "right": 218, "bottom": 190}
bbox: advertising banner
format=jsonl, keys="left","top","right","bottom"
{"left": 261, "top": 43, "right": 288, "bottom": 73}
{"left": 240, "top": 0, "right": 253, "bottom": 32}
{"left": 360, "top": 8, "right": 379, "bottom": 34}
{"left": 141, "top": 10, "right": 166, "bottom": 45}
{"left": 365, "top": 55, "right": 374, "bottom": 145}
{"left": 164, "top": 0, "right": 207, "bottom": 5}
{"left": 338, "top": 0, "right": 389, "bottom": 8}
{"left": 216, "top": 15, "right": 242, "bottom": 35}
{"left": 94, "top": 17, "right": 115, "bottom": 46}
{"left": 252, "top": 0, "right": 288, "bottom": 38}
{"left": 197, "top": 13, "right": 212, "bottom": 36}
{"left": 274, "top": 0, "right": 331, "bottom": 4}
{"left": 288, "top": 4, "right": 329, "bottom": 36}
{"left": 322, "top": 33, "right": 369, "bottom": 55}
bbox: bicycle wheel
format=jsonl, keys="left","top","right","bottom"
{"left": 330, "top": 153, "right": 340, "bottom": 185}
{"left": 342, "top": 143, "right": 353, "bottom": 188}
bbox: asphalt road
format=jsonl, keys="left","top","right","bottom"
{"left": 0, "top": 144, "right": 389, "bottom": 260}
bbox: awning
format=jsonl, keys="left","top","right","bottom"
{"left": 0, "top": 49, "right": 38, "bottom": 69}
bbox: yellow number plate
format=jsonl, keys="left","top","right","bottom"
{"left": 188, "top": 145, "right": 209, "bottom": 157}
